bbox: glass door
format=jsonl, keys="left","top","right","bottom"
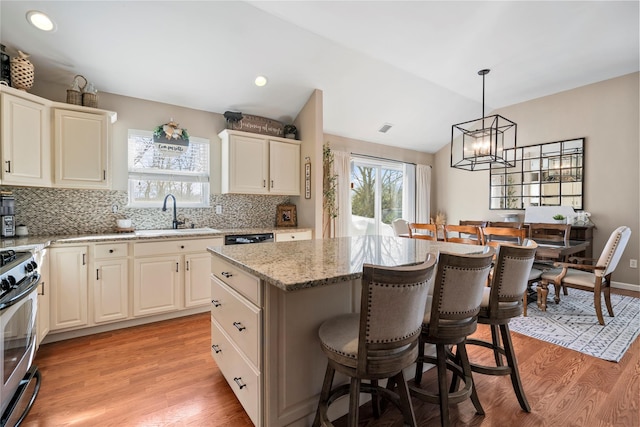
{"left": 350, "top": 157, "right": 413, "bottom": 236}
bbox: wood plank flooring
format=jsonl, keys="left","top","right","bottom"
{"left": 23, "top": 290, "right": 639, "bottom": 426}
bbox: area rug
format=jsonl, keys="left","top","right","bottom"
{"left": 509, "top": 289, "right": 640, "bottom": 362}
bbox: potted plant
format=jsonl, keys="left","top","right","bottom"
{"left": 283, "top": 124, "right": 297, "bottom": 139}
{"left": 552, "top": 214, "right": 566, "bottom": 224}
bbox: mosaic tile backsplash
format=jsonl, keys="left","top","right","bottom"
{"left": 4, "top": 187, "right": 291, "bottom": 236}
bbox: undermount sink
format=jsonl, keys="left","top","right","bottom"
{"left": 135, "top": 227, "right": 220, "bottom": 237}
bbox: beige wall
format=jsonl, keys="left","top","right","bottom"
{"left": 293, "top": 89, "right": 324, "bottom": 237}
{"left": 434, "top": 72, "right": 640, "bottom": 287}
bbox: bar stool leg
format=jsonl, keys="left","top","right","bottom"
{"left": 348, "top": 377, "right": 361, "bottom": 426}
{"left": 313, "top": 364, "right": 335, "bottom": 427}
{"left": 500, "top": 324, "right": 530, "bottom": 412}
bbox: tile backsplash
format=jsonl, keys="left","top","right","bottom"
{"left": 5, "top": 187, "right": 290, "bottom": 235}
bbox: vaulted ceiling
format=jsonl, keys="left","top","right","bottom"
{"left": 1, "top": 1, "right": 637, "bottom": 153}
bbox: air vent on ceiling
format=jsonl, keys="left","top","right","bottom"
{"left": 378, "top": 123, "right": 393, "bottom": 134}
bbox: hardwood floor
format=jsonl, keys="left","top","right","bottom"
{"left": 23, "top": 290, "right": 639, "bottom": 426}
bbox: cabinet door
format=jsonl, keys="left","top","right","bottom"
{"left": 133, "top": 255, "right": 181, "bottom": 316}
{"left": 269, "top": 140, "right": 300, "bottom": 195}
{"left": 224, "top": 134, "right": 268, "bottom": 194}
{"left": 36, "top": 248, "right": 50, "bottom": 346}
{"left": 184, "top": 253, "right": 211, "bottom": 308}
{"left": 50, "top": 246, "right": 88, "bottom": 330}
{"left": 0, "top": 93, "right": 51, "bottom": 186}
{"left": 94, "top": 258, "right": 129, "bottom": 323}
{"left": 54, "top": 108, "right": 109, "bottom": 189}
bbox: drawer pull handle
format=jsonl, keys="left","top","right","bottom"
{"left": 233, "top": 322, "right": 246, "bottom": 331}
{"left": 233, "top": 377, "right": 247, "bottom": 389}
{"left": 221, "top": 272, "right": 233, "bottom": 278}
{"left": 211, "top": 299, "right": 221, "bottom": 307}
{"left": 109, "top": 249, "right": 114, "bottom": 253}
{"left": 211, "top": 344, "right": 222, "bottom": 353}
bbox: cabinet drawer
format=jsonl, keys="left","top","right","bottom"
{"left": 211, "top": 277, "right": 260, "bottom": 369}
{"left": 134, "top": 238, "right": 219, "bottom": 257}
{"left": 211, "top": 318, "right": 260, "bottom": 426}
{"left": 94, "top": 243, "right": 129, "bottom": 259}
{"left": 211, "top": 257, "right": 260, "bottom": 305}
{"left": 275, "top": 230, "right": 312, "bottom": 242}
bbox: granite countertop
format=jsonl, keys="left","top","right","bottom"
{"left": 208, "top": 235, "right": 492, "bottom": 292}
{"left": 0, "top": 227, "right": 312, "bottom": 252}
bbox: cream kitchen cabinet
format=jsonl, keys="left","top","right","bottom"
{"left": 35, "top": 248, "right": 50, "bottom": 346}
{"left": 219, "top": 129, "right": 300, "bottom": 195}
{"left": 210, "top": 256, "right": 262, "bottom": 426}
{"left": 49, "top": 245, "right": 88, "bottom": 331}
{"left": 0, "top": 88, "right": 51, "bottom": 187}
{"left": 274, "top": 229, "right": 312, "bottom": 242}
{"left": 53, "top": 108, "right": 111, "bottom": 189}
{"left": 185, "top": 252, "right": 214, "bottom": 307}
{"left": 133, "top": 237, "right": 222, "bottom": 317}
{"left": 92, "top": 243, "right": 129, "bottom": 324}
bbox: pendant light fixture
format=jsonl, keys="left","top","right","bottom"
{"left": 450, "top": 69, "right": 517, "bottom": 171}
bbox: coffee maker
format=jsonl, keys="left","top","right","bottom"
{"left": 0, "top": 195, "right": 15, "bottom": 238}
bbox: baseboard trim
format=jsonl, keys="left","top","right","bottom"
{"left": 41, "top": 306, "right": 210, "bottom": 344}
{"left": 612, "top": 281, "right": 640, "bottom": 293}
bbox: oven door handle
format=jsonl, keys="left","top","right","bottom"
{"left": 0, "top": 274, "right": 40, "bottom": 311}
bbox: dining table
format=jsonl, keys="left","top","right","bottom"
{"left": 533, "top": 239, "right": 591, "bottom": 311}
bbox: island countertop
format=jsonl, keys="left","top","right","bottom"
{"left": 208, "top": 235, "right": 490, "bottom": 291}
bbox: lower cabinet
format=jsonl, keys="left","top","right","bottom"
{"left": 133, "top": 237, "right": 222, "bottom": 317}
{"left": 48, "top": 236, "right": 222, "bottom": 334}
{"left": 274, "top": 230, "right": 312, "bottom": 242}
{"left": 50, "top": 245, "right": 88, "bottom": 331}
{"left": 93, "top": 243, "right": 129, "bottom": 323}
{"left": 35, "top": 248, "right": 50, "bottom": 346}
{"left": 210, "top": 257, "right": 262, "bottom": 426}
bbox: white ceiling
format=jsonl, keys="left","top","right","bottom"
{"left": 1, "top": 1, "right": 638, "bottom": 153}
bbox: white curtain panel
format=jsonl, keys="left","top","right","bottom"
{"left": 333, "top": 150, "right": 352, "bottom": 237}
{"left": 416, "top": 164, "right": 431, "bottom": 223}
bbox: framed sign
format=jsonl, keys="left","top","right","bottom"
{"left": 276, "top": 204, "right": 297, "bottom": 227}
{"left": 305, "top": 159, "right": 311, "bottom": 199}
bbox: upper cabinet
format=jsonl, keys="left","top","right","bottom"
{"left": 53, "top": 108, "right": 111, "bottom": 189}
{"left": 0, "top": 89, "right": 51, "bottom": 186}
{"left": 219, "top": 129, "right": 301, "bottom": 195}
{"left": 0, "top": 85, "right": 117, "bottom": 189}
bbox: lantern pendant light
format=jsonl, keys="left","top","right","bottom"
{"left": 450, "top": 69, "right": 517, "bottom": 171}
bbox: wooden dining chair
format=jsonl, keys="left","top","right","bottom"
{"left": 528, "top": 223, "right": 573, "bottom": 297}
{"left": 443, "top": 225, "right": 484, "bottom": 245}
{"left": 540, "top": 226, "right": 631, "bottom": 325}
{"left": 487, "top": 221, "right": 524, "bottom": 229}
{"left": 459, "top": 220, "right": 488, "bottom": 228}
{"left": 481, "top": 227, "right": 541, "bottom": 316}
{"left": 481, "top": 226, "right": 527, "bottom": 247}
{"left": 409, "top": 223, "right": 438, "bottom": 241}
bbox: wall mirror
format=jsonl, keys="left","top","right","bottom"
{"left": 490, "top": 138, "right": 584, "bottom": 210}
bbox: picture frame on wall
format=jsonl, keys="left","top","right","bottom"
{"left": 276, "top": 204, "right": 297, "bottom": 227}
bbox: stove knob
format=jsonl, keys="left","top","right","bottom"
{"left": 7, "top": 276, "right": 16, "bottom": 288}
{"left": 0, "top": 279, "right": 10, "bottom": 291}
{"left": 25, "top": 263, "right": 34, "bottom": 273}
{"left": 30, "top": 261, "right": 38, "bottom": 270}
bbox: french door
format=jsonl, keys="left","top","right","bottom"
{"left": 350, "top": 157, "right": 414, "bottom": 236}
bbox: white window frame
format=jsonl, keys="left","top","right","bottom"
{"left": 127, "top": 129, "right": 210, "bottom": 208}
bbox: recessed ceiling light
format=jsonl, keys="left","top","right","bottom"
{"left": 26, "top": 10, "right": 56, "bottom": 32}
{"left": 254, "top": 76, "right": 267, "bottom": 87}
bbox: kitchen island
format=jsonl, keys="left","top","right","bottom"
{"left": 208, "top": 235, "right": 488, "bottom": 427}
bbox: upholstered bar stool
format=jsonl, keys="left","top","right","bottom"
{"left": 409, "top": 249, "right": 495, "bottom": 427}
{"left": 462, "top": 241, "right": 538, "bottom": 412}
{"left": 313, "top": 254, "right": 437, "bottom": 427}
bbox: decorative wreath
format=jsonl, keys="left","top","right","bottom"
{"left": 153, "top": 120, "right": 190, "bottom": 142}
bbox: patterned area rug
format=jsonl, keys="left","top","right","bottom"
{"left": 509, "top": 289, "right": 640, "bottom": 362}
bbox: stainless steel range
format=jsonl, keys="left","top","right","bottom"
{"left": 0, "top": 250, "right": 41, "bottom": 427}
